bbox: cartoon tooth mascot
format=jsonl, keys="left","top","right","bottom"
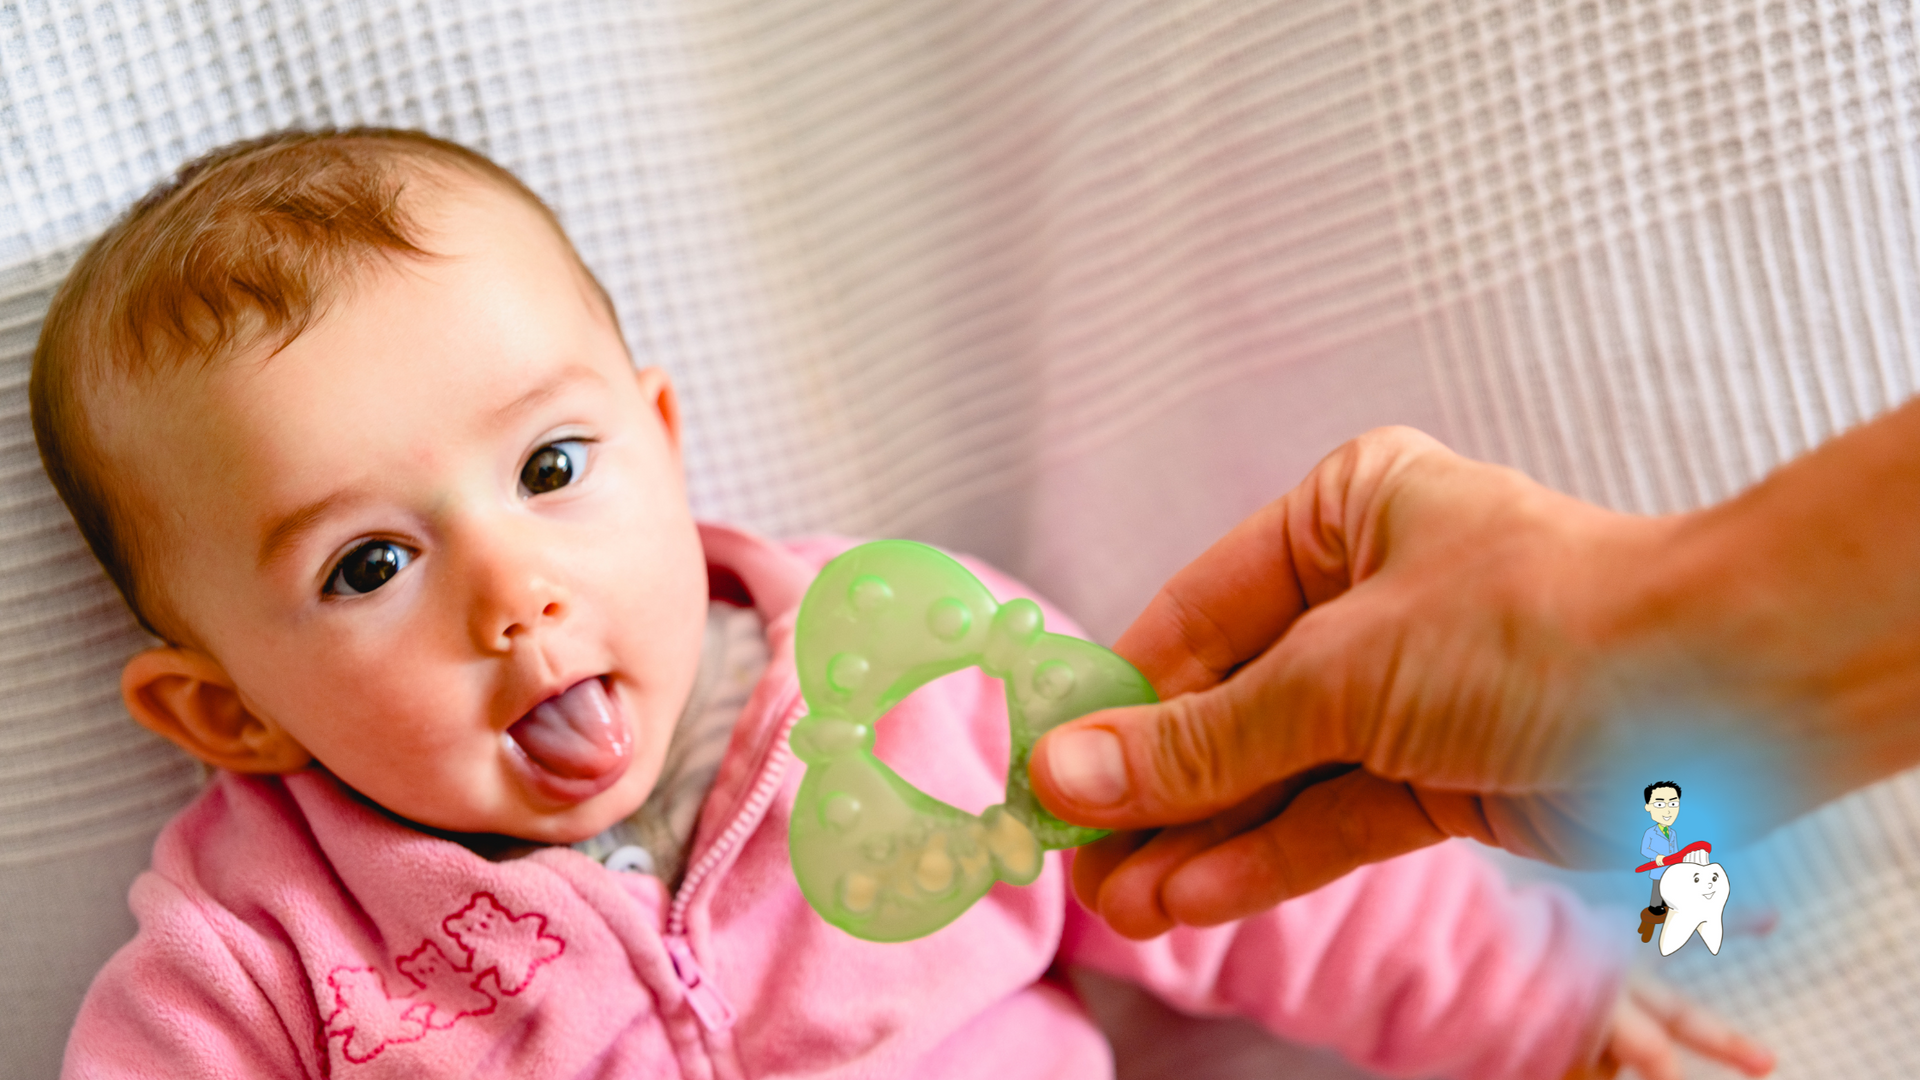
{"left": 1659, "top": 853, "right": 1728, "bottom": 956}
{"left": 1635, "top": 780, "right": 1729, "bottom": 955}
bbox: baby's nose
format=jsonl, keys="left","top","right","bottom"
{"left": 468, "top": 549, "right": 573, "bottom": 652}
{"left": 479, "top": 580, "right": 569, "bottom": 652}
{"left": 453, "top": 517, "right": 576, "bottom": 652}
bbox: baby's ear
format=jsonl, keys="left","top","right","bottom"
{"left": 633, "top": 365, "right": 682, "bottom": 451}
{"left": 121, "top": 648, "right": 312, "bottom": 773}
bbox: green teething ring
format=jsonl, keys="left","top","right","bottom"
{"left": 788, "top": 540, "right": 1157, "bottom": 942}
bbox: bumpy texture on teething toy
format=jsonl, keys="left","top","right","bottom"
{"left": 788, "top": 540, "right": 1157, "bottom": 941}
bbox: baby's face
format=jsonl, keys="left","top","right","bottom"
{"left": 123, "top": 175, "right": 708, "bottom": 843}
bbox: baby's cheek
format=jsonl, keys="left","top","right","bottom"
{"left": 288, "top": 661, "right": 497, "bottom": 810}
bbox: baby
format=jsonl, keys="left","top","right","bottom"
{"left": 36, "top": 129, "right": 1768, "bottom": 1079}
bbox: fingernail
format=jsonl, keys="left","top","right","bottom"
{"left": 1048, "top": 729, "right": 1129, "bottom": 807}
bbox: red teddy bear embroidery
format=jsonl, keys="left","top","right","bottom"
{"left": 444, "top": 893, "right": 566, "bottom": 995}
{"left": 397, "top": 941, "right": 496, "bottom": 1027}
{"left": 323, "top": 968, "right": 432, "bottom": 1063}
{"left": 324, "top": 892, "right": 565, "bottom": 1065}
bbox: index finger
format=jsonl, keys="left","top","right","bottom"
{"left": 1116, "top": 427, "right": 1439, "bottom": 696}
{"left": 1114, "top": 498, "right": 1310, "bottom": 698}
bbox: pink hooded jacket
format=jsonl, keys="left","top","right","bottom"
{"left": 64, "top": 524, "right": 1619, "bottom": 1080}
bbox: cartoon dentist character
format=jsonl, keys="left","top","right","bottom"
{"left": 1635, "top": 780, "right": 1730, "bottom": 955}
{"left": 1638, "top": 781, "right": 1684, "bottom": 940}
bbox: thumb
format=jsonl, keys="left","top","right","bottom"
{"left": 1031, "top": 623, "right": 1357, "bottom": 829}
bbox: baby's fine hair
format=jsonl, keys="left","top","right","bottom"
{"left": 29, "top": 128, "right": 611, "bottom": 639}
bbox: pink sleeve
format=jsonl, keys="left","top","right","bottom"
{"left": 64, "top": 873, "right": 316, "bottom": 1080}
{"left": 1059, "top": 842, "right": 1621, "bottom": 1080}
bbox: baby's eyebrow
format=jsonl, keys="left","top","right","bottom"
{"left": 257, "top": 492, "right": 346, "bottom": 570}
{"left": 489, "top": 364, "right": 605, "bottom": 424}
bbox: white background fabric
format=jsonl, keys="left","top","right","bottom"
{"left": 2, "top": 1, "right": 1918, "bottom": 1077}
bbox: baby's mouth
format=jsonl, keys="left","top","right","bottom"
{"left": 505, "top": 676, "right": 633, "bottom": 802}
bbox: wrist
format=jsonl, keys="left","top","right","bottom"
{"left": 1597, "top": 502, "right": 1837, "bottom": 804}
{"left": 1600, "top": 401, "right": 1920, "bottom": 803}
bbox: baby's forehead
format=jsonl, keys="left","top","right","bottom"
{"left": 108, "top": 179, "right": 545, "bottom": 457}
{"left": 36, "top": 131, "right": 614, "bottom": 643}
{"left": 106, "top": 164, "right": 591, "bottom": 418}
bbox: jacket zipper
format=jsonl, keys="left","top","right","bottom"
{"left": 661, "top": 682, "right": 806, "bottom": 1032}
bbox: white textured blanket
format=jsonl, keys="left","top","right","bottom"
{"left": 2, "top": 1, "right": 1917, "bottom": 1077}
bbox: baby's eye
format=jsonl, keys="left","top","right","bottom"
{"left": 520, "top": 440, "right": 588, "bottom": 496}
{"left": 326, "top": 540, "right": 413, "bottom": 596}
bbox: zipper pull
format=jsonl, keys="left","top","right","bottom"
{"left": 665, "top": 933, "right": 737, "bottom": 1032}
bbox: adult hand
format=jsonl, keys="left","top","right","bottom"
{"left": 1031, "top": 427, "right": 1651, "bottom": 936}
{"left": 1030, "top": 408, "right": 1920, "bottom": 938}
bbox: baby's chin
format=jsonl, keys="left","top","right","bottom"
{"left": 314, "top": 672, "right": 690, "bottom": 847}
{"left": 326, "top": 743, "right": 667, "bottom": 850}
{"left": 455, "top": 677, "right": 679, "bottom": 844}
{"left": 376, "top": 783, "right": 656, "bottom": 853}
{"left": 482, "top": 747, "right": 668, "bottom": 846}
{"left": 508, "top": 773, "right": 660, "bottom": 845}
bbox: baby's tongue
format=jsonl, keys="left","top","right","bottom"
{"left": 508, "top": 678, "right": 630, "bottom": 780}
